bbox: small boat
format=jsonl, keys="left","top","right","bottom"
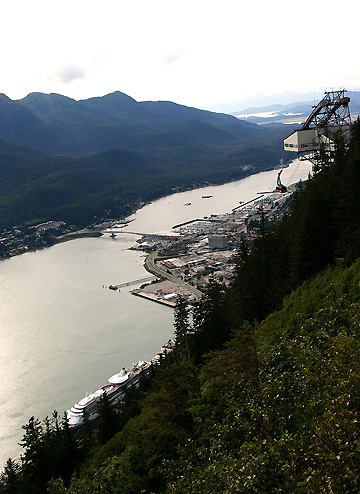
{"left": 184, "top": 202, "right": 192, "bottom": 206}
{"left": 202, "top": 195, "right": 212, "bottom": 199}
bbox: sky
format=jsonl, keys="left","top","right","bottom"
{"left": 2, "top": 0, "right": 360, "bottom": 113}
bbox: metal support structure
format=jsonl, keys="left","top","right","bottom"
{"left": 284, "top": 89, "right": 351, "bottom": 168}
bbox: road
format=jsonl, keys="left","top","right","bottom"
{"left": 145, "top": 251, "right": 203, "bottom": 299}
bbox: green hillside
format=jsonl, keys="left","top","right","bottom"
{"left": 0, "top": 135, "right": 283, "bottom": 230}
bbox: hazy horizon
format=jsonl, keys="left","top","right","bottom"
{"left": 2, "top": 0, "right": 359, "bottom": 114}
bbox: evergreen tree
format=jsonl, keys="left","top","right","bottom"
{"left": 0, "top": 459, "right": 20, "bottom": 494}
{"left": 79, "top": 409, "right": 95, "bottom": 457}
{"left": 335, "top": 119, "right": 360, "bottom": 259}
{"left": 56, "top": 412, "right": 81, "bottom": 483}
{"left": 18, "top": 416, "right": 45, "bottom": 493}
{"left": 96, "top": 392, "right": 120, "bottom": 444}
{"left": 173, "top": 295, "right": 191, "bottom": 360}
{"left": 191, "top": 279, "right": 231, "bottom": 364}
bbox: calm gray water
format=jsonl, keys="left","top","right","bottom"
{"left": 124, "top": 159, "right": 310, "bottom": 234}
{"left": 0, "top": 159, "right": 310, "bottom": 467}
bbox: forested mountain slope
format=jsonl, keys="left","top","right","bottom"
{"left": 0, "top": 141, "right": 155, "bottom": 228}
{"left": 2, "top": 124, "right": 360, "bottom": 493}
{"left": 0, "top": 133, "right": 282, "bottom": 230}
{"left": 0, "top": 91, "right": 283, "bottom": 156}
{"left": 0, "top": 91, "right": 289, "bottom": 229}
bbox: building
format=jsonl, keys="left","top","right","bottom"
{"left": 208, "top": 235, "right": 228, "bottom": 250}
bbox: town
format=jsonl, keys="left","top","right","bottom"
{"left": 122, "top": 188, "right": 294, "bottom": 306}
{"left": 0, "top": 183, "right": 296, "bottom": 309}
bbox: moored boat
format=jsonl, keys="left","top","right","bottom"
{"left": 66, "top": 342, "right": 175, "bottom": 428}
{"left": 66, "top": 360, "right": 151, "bottom": 427}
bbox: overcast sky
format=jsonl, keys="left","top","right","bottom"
{"left": 2, "top": 0, "right": 360, "bottom": 112}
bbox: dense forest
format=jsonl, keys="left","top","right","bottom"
{"left": 0, "top": 92, "right": 288, "bottom": 230}
{"left": 1, "top": 123, "right": 360, "bottom": 493}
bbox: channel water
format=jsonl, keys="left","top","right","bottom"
{"left": 0, "top": 159, "right": 310, "bottom": 468}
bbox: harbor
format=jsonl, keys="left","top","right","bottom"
{"left": 131, "top": 289, "right": 177, "bottom": 307}
{"left": 131, "top": 278, "right": 197, "bottom": 307}
{"left": 0, "top": 159, "right": 311, "bottom": 468}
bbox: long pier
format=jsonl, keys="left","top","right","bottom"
{"left": 231, "top": 195, "right": 264, "bottom": 212}
{"left": 172, "top": 217, "right": 224, "bottom": 229}
{"left": 108, "top": 275, "right": 158, "bottom": 290}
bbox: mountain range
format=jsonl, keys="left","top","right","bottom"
{"left": 0, "top": 91, "right": 290, "bottom": 229}
{"left": 0, "top": 90, "right": 278, "bottom": 155}
{"left": 232, "top": 90, "right": 360, "bottom": 124}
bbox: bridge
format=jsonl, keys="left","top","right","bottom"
{"left": 108, "top": 275, "right": 158, "bottom": 290}
{"left": 107, "top": 230, "right": 176, "bottom": 238}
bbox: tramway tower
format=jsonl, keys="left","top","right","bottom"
{"left": 284, "top": 89, "right": 351, "bottom": 168}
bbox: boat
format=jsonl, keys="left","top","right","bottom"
{"left": 202, "top": 195, "right": 212, "bottom": 199}
{"left": 66, "top": 340, "right": 175, "bottom": 427}
{"left": 151, "top": 339, "right": 176, "bottom": 365}
{"left": 184, "top": 202, "right": 192, "bottom": 206}
{"left": 66, "top": 360, "right": 151, "bottom": 427}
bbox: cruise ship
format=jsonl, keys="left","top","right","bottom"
{"left": 66, "top": 340, "right": 175, "bottom": 427}
{"left": 66, "top": 361, "right": 151, "bottom": 427}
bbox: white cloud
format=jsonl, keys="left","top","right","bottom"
{"left": 162, "top": 50, "right": 187, "bottom": 66}
{"left": 50, "top": 64, "right": 87, "bottom": 84}
{"left": 1, "top": 0, "right": 360, "bottom": 109}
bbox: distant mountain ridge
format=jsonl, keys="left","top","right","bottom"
{"left": 0, "top": 90, "right": 259, "bottom": 155}
{"left": 232, "top": 91, "right": 360, "bottom": 124}
{"left": 21, "top": 90, "right": 245, "bottom": 126}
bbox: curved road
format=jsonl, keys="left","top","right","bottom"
{"left": 145, "top": 251, "right": 203, "bottom": 299}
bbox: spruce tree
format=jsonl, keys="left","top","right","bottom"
{"left": 96, "top": 392, "right": 119, "bottom": 444}
{"left": 173, "top": 295, "right": 191, "bottom": 361}
{"left": 0, "top": 458, "right": 20, "bottom": 494}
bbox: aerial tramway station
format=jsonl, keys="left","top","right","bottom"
{"left": 284, "top": 89, "right": 351, "bottom": 167}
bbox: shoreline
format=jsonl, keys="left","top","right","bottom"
{"left": 131, "top": 289, "right": 176, "bottom": 307}
{"left": 0, "top": 163, "right": 290, "bottom": 263}
{"left": 55, "top": 230, "right": 103, "bottom": 242}
{"left": 0, "top": 230, "right": 103, "bottom": 262}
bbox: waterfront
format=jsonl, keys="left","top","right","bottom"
{"left": 122, "top": 159, "right": 310, "bottom": 235}
{"left": 0, "top": 159, "right": 310, "bottom": 468}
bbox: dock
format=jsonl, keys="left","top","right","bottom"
{"left": 131, "top": 289, "right": 176, "bottom": 307}
{"left": 108, "top": 275, "right": 158, "bottom": 290}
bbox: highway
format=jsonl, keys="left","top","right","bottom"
{"left": 145, "top": 251, "right": 203, "bottom": 299}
